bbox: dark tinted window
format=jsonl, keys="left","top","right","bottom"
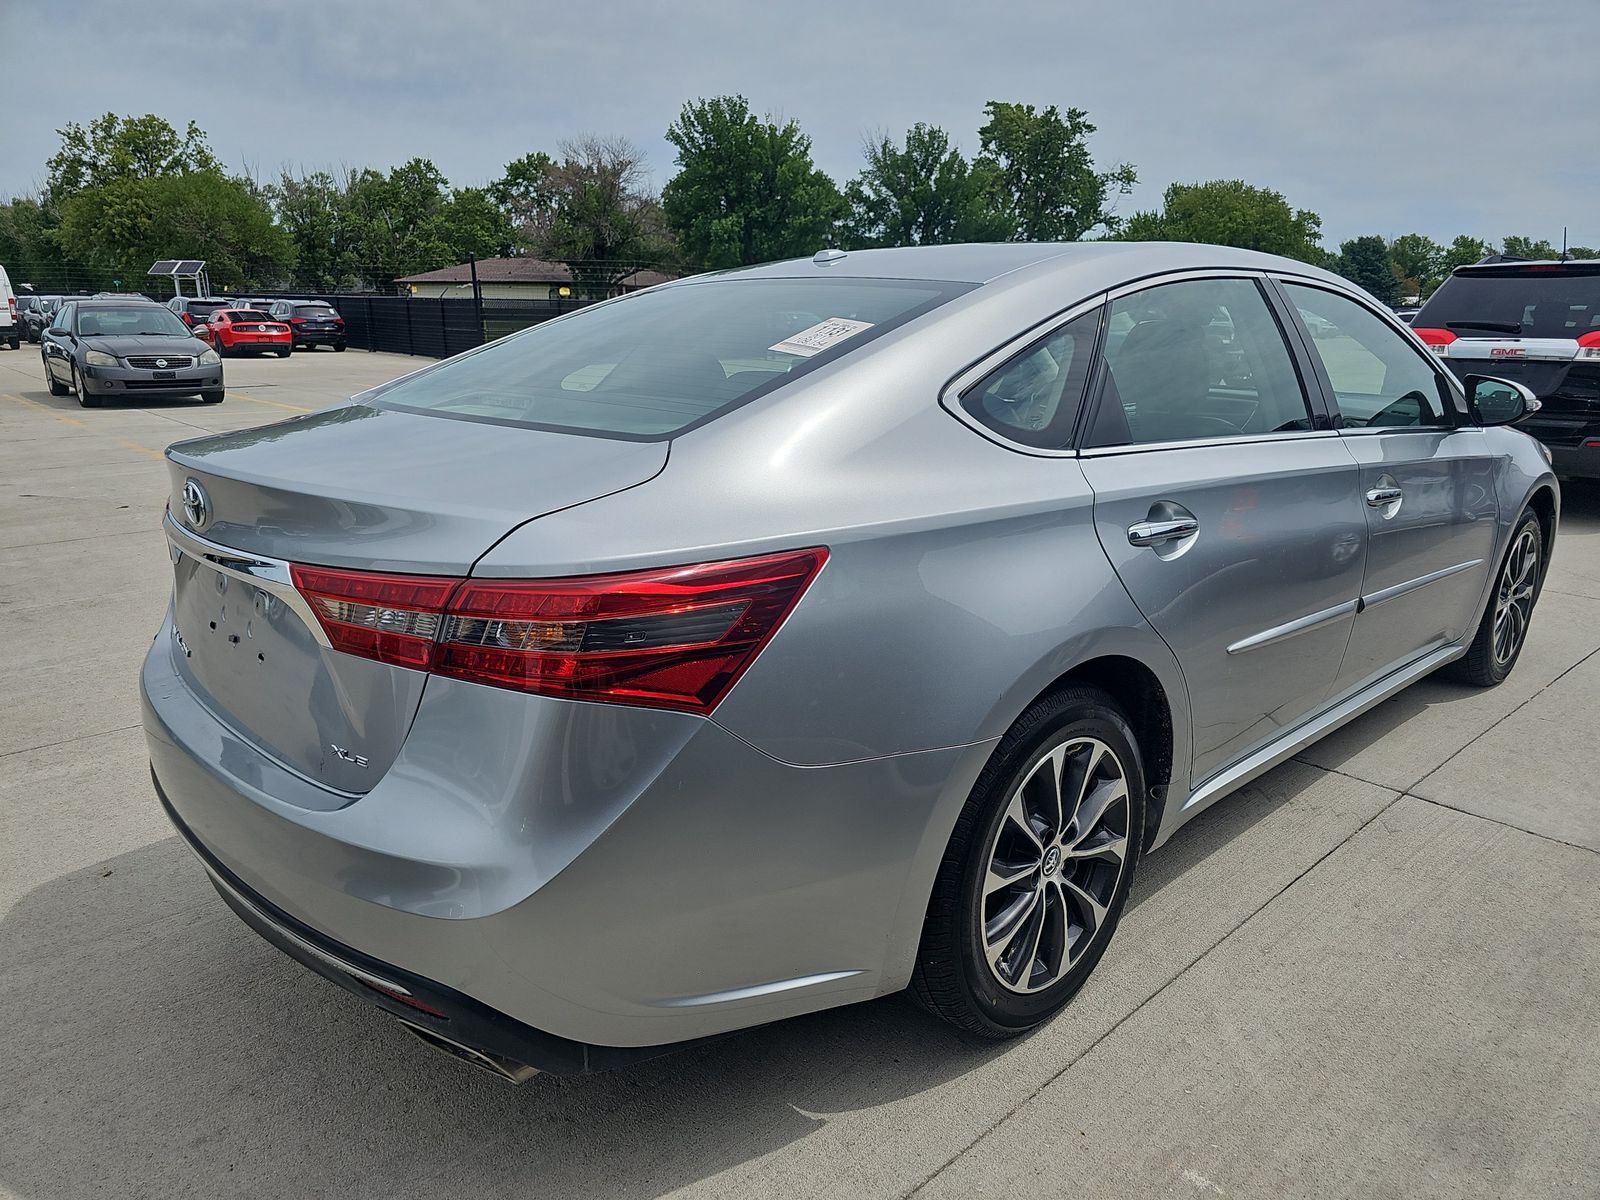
{"left": 961, "top": 307, "right": 1101, "bottom": 448}
{"left": 293, "top": 303, "right": 337, "bottom": 317}
{"left": 226, "top": 309, "right": 272, "bottom": 322}
{"left": 373, "top": 278, "right": 968, "bottom": 438}
{"left": 1415, "top": 266, "right": 1600, "bottom": 338}
{"left": 1283, "top": 283, "right": 1449, "bottom": 428}
{"left": 1092, "top": 277, "right": 1312, "bottom": 447}
{"left": 188, "top": 300, "right": 225, "bottom": 315}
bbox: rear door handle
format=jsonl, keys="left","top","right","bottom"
{"left": 1366, "top": 487, "right": 1403, "bottom": 507}
{"left": 1127, "top": 518, "right": 1200, "bottom": 547}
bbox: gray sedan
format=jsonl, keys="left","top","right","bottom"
{"left": 42, "top": 298, "right": 222, "bottom": 406}
{"left": 142, "top": 242, "right": 1556, "bottom": 1080}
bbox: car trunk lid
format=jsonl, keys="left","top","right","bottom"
{"left": 162, "top": 404, "right": 667, "bottom": 795}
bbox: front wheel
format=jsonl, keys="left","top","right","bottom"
{"left": 1450, "top": 509, "right": 1543, "bottom": 686}
{"left": 45, "top": 357, "right": 69, "bottom": 395}
{"left": 199, "top": 389, "right": 224, "bottom": 404}
{"left": 73, "top": 365, "right": 101, "bottom": 408}
{"left": 912, "top": 685, "right": 1144, "bottom": 1037}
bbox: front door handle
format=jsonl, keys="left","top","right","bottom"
{"left": 1366, "top": 486, "right": 1403, "bottom": 508}
{"left": 1127, "top": 517, "right": 1200, "bottom": 547}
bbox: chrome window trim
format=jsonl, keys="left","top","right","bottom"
{"left": 1077, "top": 428, "right": 1341, "bottom": 458}
{"left": 937, "top": 292, "right": 1108, "bottom": 459}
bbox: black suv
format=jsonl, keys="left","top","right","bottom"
{"left": 1412, "top": 258, "right": 1600, "bottom": 478}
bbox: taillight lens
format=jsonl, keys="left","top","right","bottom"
{"left": 289, "top": 549, "right": 828, "bottom": 713}
{"left": 1413, "top": 327, "right": 1456, "bottom": 353}
{"left": 1577, "top": 331, "right": 1600, "bottom": 360}
{"left": 290, "top": 565, "right": 458, "bottom": 669}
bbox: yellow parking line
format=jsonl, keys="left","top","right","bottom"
{"left": 3, "top": 391, "right": 166, "bottom": 460}
{"left": 225, "top": 390, "right": 312, "bottom": 413}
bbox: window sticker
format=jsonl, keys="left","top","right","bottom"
{"left": 769, "top": 317, "right": 875, "bottom": 358}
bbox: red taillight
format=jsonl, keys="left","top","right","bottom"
{"left": 7, "top": 297, "right": 15, "bottom": 318}
{"left": 1412, "top": 327, "right": 1457, "bottom": 348}
{"left": 290, "top": 565, "right": 458, "bottom": 669}
{"left": 291, "top": 317, "right": 307, "bottom": 325}
{"left": 289, "top": 549, "right": 828, "bottom": 713}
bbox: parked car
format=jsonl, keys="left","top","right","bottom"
{"left": 1392, "top": 306, "right": 1421, "bottom": 324}
{"left": 166, "top": 296, "right": 230, "bottom": 329}
{"left": 43, "top": 297, "right": 222, "bottom": 406}
{"left": 146, "top": 243, "right": 1556, "bottom": 1081}
{"left": 267, "top": 299, "right": 346, "bottom": 350}
{"left": 17, "top": 294, "right": 44, "bottom": 341}
{"left": 199, "top": 308, "right": 292, "bottom": 357}
{"left": 1411, "top": 257, "right": 1600, "bottom": 478}
{"left": 0, "top": 263, "right": 19, "bottom": 349}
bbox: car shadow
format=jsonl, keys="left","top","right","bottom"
{"left": 0, "top": 749, "right": 1335, "bottom": 1200}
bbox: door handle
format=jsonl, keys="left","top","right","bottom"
{"left": 1366, "top": 486, "right": 1403, "bottom": 508}
{"left": 1127, "top": 518, "right": 1199, "bottom": 547}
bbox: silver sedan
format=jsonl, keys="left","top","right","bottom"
{"left": 142, "top": 242, "right": 1556, "bottom": 1079}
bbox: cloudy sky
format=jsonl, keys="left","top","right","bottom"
{"left": 1, "top": 0, "right": 1591, "bottom": 249}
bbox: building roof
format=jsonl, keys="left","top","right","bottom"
{"left": 394, "top": 257, "right": 674, "bottom": 288}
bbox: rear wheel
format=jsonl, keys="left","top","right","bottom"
{"left": 276, "top": 347, "right": 291, "bottom": 358}
{"left": 912, "top": 685, "right": 1144, "bottom": 1037}
{"left": 333, "top": 342, "right": 346, "bottom": 352}
{"left": 5, "top": 334, "right": 17, "bottom": 350}
{"left": 45, "top": 355, "right": 68, "bottom": 395}
{"left": 72, "top": 365, "right": 101, "bottom": 408}
{"left": 1450, "top": 509, "right": 1543, "bottom": 686}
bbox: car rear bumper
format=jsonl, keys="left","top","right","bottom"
{"left": 293, "top": 329, "right": 344, "bottom": 345}
{"left": 141, "top": 617, "right": 989, "bottom": 1061}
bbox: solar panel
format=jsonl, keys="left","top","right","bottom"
{"left": 175, "top": 259, "right": 206, "bottom": 276}
{"left": 148, "top": 260, "right": 179, "bottom": 275}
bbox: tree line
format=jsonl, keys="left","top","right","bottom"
{"left": 0, "top": 100, "right": 1587, "bottom": 299}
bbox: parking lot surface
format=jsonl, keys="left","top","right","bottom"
{"left": 2, "top": 345, "right": 1597, "bottom": 1200}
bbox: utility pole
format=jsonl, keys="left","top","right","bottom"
{"left": 468, "top": 253, "right": 485, "bottom": 345}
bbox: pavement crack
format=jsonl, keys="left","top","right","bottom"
{"left": 905, "top": 773, "right": 1407, "bottom": 1199}
{"left": 1404, "top": 793, "right": 1599, "bottom": 857}
{"left": 0, "top": 724, "right": 142, "bottom": 761}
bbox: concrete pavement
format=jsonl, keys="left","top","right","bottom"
{"left": 1, "top": 343, "right": 1596, "bottom": 1199}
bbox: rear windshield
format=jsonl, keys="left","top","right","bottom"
{"left": 1417, "top": 265, "right": 1600, "bottom": 339}
{"left": 372, "top": 277, "right": 968, "bottom": 438}
{"left": 227, "top": 310, "right": 272, "bottom": 321}
{"left": 293, "top": 303, "right": 336, "bottom": 317}
{"left": 189, "top": 301, "right": 225, "bottom": 314}
{"left": 77, "top": 306, "right": 191, "bottom": 337}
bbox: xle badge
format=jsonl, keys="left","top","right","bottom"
{"left": 330, "top": 745, "right": 369, "bottom": 768}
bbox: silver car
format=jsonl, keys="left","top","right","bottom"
{"left": 143, "top": 243, "right": 1556, "bottom": 1080}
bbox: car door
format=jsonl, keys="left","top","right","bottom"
{"left": 1077, "top": 273, "right": 1368, "bottom": 790}
{"left": 1276, "top": 280, "right": 1501, "bottom": 697}
{"left": 42, "top": 302, "right": 75, "bottom": 383}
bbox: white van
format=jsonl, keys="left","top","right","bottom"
{"left": 0, "top": 263, "right": 19, "bottom": 350}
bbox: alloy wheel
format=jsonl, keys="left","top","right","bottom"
{"left": 980, "top": 736, "right": 1130, "bottom": 994}
{"left": 1492, "top": 526, "right": 1539, "bottom": 666}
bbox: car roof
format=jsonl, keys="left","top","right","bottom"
{"left": 685, "top": 240, "right": 1350, "bottom": 293}
{"left": 73, "top": 298, "right": 164, "bottom": 308}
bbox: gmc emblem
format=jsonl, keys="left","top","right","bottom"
{"left": 1490, "top": 347, "right": 1526, "bottom": 357}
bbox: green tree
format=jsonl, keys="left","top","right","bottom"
{"left": 271, "top": 170, "right": 352, "bottom": 290}
{"left": 46, "top": 113, "right": 219, "bottom": 200}
{"left": 1334, "top": 235, "right": 1399, "bottom": 304}
{"left": 1387, "top": 233, "right": 1443, "bottom": 299}
{"left": 662, "top": 95, "right": 845, "bottom": 268}
{"left": 1441, "top": 235, "right": 1493, "bottom": 273}
{"left": 1500, "top": 235, "right": 1558, "bottom": 260}
{"left": 490, "top": 151, "right": 557, "bottom": 242}
{"left": 1116, "top": 179, "right": 1324, "bottom": 263}
{"left": 1569, "top": 245, "right": 1598, "bottom": 260}
{"left": 974, "top": 101, "right": 1135, "bottom": 241}
{"left": 841, "top": 123, "right": 1011, "bottom": 248}
{"left": 513, "top": 136, "right": 675, "bottom": 290}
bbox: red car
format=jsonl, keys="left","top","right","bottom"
{"left": 197, "top": 309, "right": 293, "bottom": 357}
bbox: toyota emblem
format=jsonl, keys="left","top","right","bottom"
{"left": 155, "top": 358, "right": 168, "bottom": 369}
{"left": 180, "top": 478, "right": 210, "bottom": 531}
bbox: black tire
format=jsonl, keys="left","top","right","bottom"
{"left": 276, "top": 347, "right": 291, "bottom": 358}
{"left": 5, "top": 335, "right": 17, "bottom": 351}
{"left": 199, "top": 389, "right": 225, "bottom": 404}
{"left": 333, "top": 342, "right": 346, "bottom": 352}
{"left": 1448, "top": 508, "right": 1544, "bottom": 687}
{"left": 45, "top": 357, "right": 69, "bottom": 395}
{"left": 911, "top": 685, "right": 1145, "bottom": 1038}
{"left": 73, "top": 365, "right": 101, "bottom": 408}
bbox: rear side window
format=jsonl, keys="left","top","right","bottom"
{"left": 1283, "top": 284, "right": 1450, "bottom": 428}
{"left": 1090, "top": 277, "right": 1312, "bottom": 447}
{"left": 372, "top": 277, "right": 969, "bottom": 438}
{"left": 960, "top": 307, "right": 1101, "bottom": 449}
{"left": 1417, "top": 267, "right": 1600, "bottom": 338}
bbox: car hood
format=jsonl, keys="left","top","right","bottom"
{"left": 83, "top": 334, "right": 212, "bottom": 356}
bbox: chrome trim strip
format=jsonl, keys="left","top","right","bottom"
{"left": 164, "top": 512, "right": 331, "bottom": 648}
{"left": 1226, "top": 599, "right": 1358, "bottom": 655}
{"left": 1362, "top": 559, "right": 1484, "bottom": 609}
{"left": 1079, "top": 429, "right": 1338, "bottom": 458}
{"left": 648, "top": 969, "right": 865, "bottom": 1008}
{"left": 200, "top": 862, "right": 414, "bottom": 997}
{"left": 1183, "top": 644, "right": 1463, "bottom": 813}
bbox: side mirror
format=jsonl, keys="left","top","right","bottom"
{"left": 1465, "top": 375, "right": 1540, "bottom": 426}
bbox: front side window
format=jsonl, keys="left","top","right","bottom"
{"left": 372, "top": 277, "right": 970, "bottom": 439}
{"left": 1090, "top": 277, "right": 1313, "bottom": 447}
{"left": 960, "top": 307, "right": 1101, "bottom": 449}
{"left": 1283, "top": 283, "right": 1450, "bottom": 429}
{"left": 55, "top": 303, "right": 75, "bottom": 331}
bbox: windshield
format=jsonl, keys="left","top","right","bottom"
{"left": 372, "top": 277, "right": 968, "bottom": 438}
{"left": 1417, "top": 266, "right": 1600, "bottom": 339}
{"left": 77, "top": 306, "right": 192, "bottom": 338}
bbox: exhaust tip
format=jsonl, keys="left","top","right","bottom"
{"left": 397, "top": 1019, "right": 539, "bottom": 1084}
